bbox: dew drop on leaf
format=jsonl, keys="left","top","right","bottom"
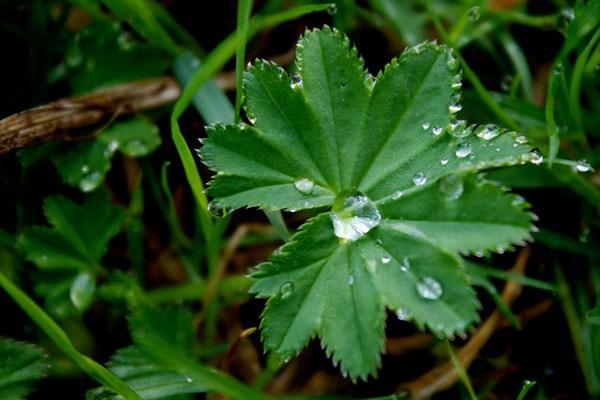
{"left": 400, "top": 257, "right": 410, "bottom": 272}
{"left": 280, "top": 281, "right": 294, "bottom": 299}
{"left": 515, "top": 135, "right": 528, "bottom": 144}
{"left": 422, "top": 122, "right": 431, "bottom": 130}
{"left": 412, "top": 172, "right": 427, "bottom": 186}
{"left": 381, "top": 255, "right": 391, "bottom": 264}
{"left": 574, "top": 159, "right": 592, "bottom": 173}
{"left": 446, "top": 52, "right": 459, "bottom": 71}
{"left": 449, "top": 103, "right": 462, "bottom": 114}
{"left": 290, "top": 73, "right": 303, "bottom": 89}
{"left": 80, "top": 172, "right": 102, "bottom": 192}
{"left": 81, "top": 164, "right": 90, "bottom": 173}
{"left": 439, "top": 174, "right": 464, "bottom": 201}
{"left": 396, "top": 307, "right": 412, "bottom": 321}
{"left": 468, "top": 6, "right": 481, "bottom": 21}
{"left": 185, "top": 376, "right": 193, "bottom": 383}
{"left": 530, "top": 150, "right": 544, "bottom": 165}
{"left": 416, "top": 277, "right": 443, "bottom": 300}
{"left": 330, "top": 194, "right": 381, "bottom": 241}
{"left": 294, "top": 178, "right": 315, "bottom": 195}
{"left": 392, "top": 190, "right": 403, "bottom": 200}
{"left": 348, "top": 275, "right": 355, "bottom": 286}
{"left": 432, "top": 126, "right": 443, "bottom": 136}
{"left": 440, "top": 158, "right": 449, "bottom": 166}
{"left": 327, "top": 3, "right": 338, "bottom": 15}
{"left": 455, "top": 143, "right": 472, "bottom": 158}
{"left": 375, "top": 238, "right": 383, "bottom": 247}
{"left": 105, "top": 140, "right": 119, "bottom": 156}
{"left": 476, "top": 124, "right": 499, "bottom": 140}
{"left": 366, "top": 259, "right": 377, "bottom": 274}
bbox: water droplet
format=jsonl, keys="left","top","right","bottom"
{"left": 439, "top": 174, "right": 464, "bottom": 201}
{"left": 70, "top": 272, "right": 95, "bottom": 310}
{"left": 446, "top": 52, "right": 459, "bottom": 71}
{"left": 366, "top": 259, "right": 377, "bottom": 274}
{"left": 422, "top": 122, "right": 431, "bottom": 130}
{"left": 327, "top": 3, "right": 338, "bottom": 14}
{"left": 80, "top": 172, "right": 102, "bottom": 192}
{"left": 496, "top": 245, "right": 506, "bottom": 254}
{"left": 451, "top": 74, "right": 462, "bottom": 90}
{"left": 364, "top": 74, "right": 376, "bottom": 90}
{"left": 455, "top": 143, "right": 472, "bottom": 158}
{"left": 290, "top": 73, "right": 302, "bottom": 89}
{"left": 208, "top": 201, "right": 228, "bottom": 218}
{"left": 294, "top": 178, "right": 315, "bottom": 195}
{"left": 416, "top": 277, "right": 443, "bottom": 300}
{"left": 432, "top": 126, "right": 444, "bottom": 136}
{"left": 348, "top": 275, "right": 355, "bottom": 285}
{"left": 515, "top": 135, "right": 528, "bottom": 144}
{"left": 391, "top": 190, "right": 403, "bottom": 200}
{"left": 331, "top": 194, "right": 381, "bottom": 241}
{"left": 400, "top": 257, "right": 410, "bottom": 272}
{"left": 381, "top": 255, "right": 391, "bottom": 264}
{"left": 249, "top": 116, "right": 257, "bottom": 124}
{"left": 185, "top": 376, "right": 193, "bottom": 383}
{"left": 574, "top": 159, "right": 592, "bottom": 173}
{"left": 449, "top": 120, "right": 469, "bottom": 137}
{"left": 396, "top": 307, "right": 412, "bottom": 321}
{"left": 375, "top": 238, "right": 383, "bottom": 247}
{"left": 280, "top": 281, "right": 294, "bottom": 299}
{"left": 530, "top": 150, "right": 544, "bottom": 165}
{"left": 476, "top": 124, "right": 499, "bottom": 140}
{"left": 81, "top": 164, "right": 90, "bottom": 173}
{"left": 475, "top": 250, "right": 484, "bottom": 257}
{"left": 106, "top": 140, "right": 119, "bottom": 156}
{"left": 412, "top": 172, "right": 427, "bottom": 186}
{"left": 468, "top": 6, "right": 481, "bottom": 21}
{"left": 440, "top": 158, "right": 449, "bottom": 166}
{"left": 449, "top": 103, "right": 463, "bottom": 114}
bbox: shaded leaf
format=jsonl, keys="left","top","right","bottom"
{"left": 0, "top": 338, "right": 48, "bottom": 400}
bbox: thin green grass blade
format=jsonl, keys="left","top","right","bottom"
{"left": 235, "top": 0, "right": 254, "bottom": 122}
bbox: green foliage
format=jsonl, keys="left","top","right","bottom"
{"left": 18, "top": 191, "right": 125, "bottom": 315}
{"left": 52, "top": 117, "right": 161, "bottom": 193}
{"left": 0, "top": 338, "right": 48, "bottom": 400}
{"left": 200, "top": 27, "right": 536, "bottom": 379}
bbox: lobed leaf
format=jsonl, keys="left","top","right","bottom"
{"left": 0, "top": 338, "right": 48, "bottom": 400}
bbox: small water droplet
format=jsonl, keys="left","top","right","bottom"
{"left": 422, "top": 122, "right": 431, "bottom": 130}
{"left": 106, "top": 140, "right": 119, "bottom": 156}
{"left": 280, "top": 281, "right": 294, "bottom": 299}
{"left": 391, "top": 190, "right": 403, "bottom": 200}
{"left": 446, "top": 52, "right": 459, "bottom": 71}
{"left": 364, "top": 74, "right": 376, "bottom": 90}
{"left": 455, "top": 143, "right": 472, "bottom": 158}
{"left": 416, "top": 277, "right": 443, "bottom": 300}
{"left": 515, "top": 135, "right": 528, "bottom": 144}
{"left": 440, "top": 158, "right": 449, "bottom": 166}
{"left": 439, "top": 174, "right": 464, "bottom": 201}
{"left": 496, "top": 245, "right": 506, "bottom": 254}
{"left": 449, "top": 120, "right": 469, "bottom": 137}
{"left": 348, "top": 275, "right": 355, "bottom": 285}
{"left": 476, "top": 124, "right": 499, "bottom": 140}
{"left": 530, "top": 150, "right": 544, "bottom": 165}
{"left": 290, "top": 73, "right": 302, "bottom": 89}
{"left": 208, "top": 202, "right": 228, "bottom": 218}
{"left": 574, "top": 159, "right": 591, "bottom": 173}
{"left": 80, "top": 172, "right": 102, "bottom": 192}
{"left": 451, "top": 74, "right": 462, "bottom": 90}
{"left": 81, "top": 164, "right": 90, "bottom": 173}
{"left": 400, "top": 257, "right": 410, "bottom": 272}
{"left": 412, "top": 172, "right": 427, "bottom": 186}
{"left": 294, "top": 178, "right": 315, "bottom": 195}
{"left": 331, "top": 193, "right": 381, "bottom": 241}
{"left": 375, "top": 238, "right": 383, "bottom": 247}
{"left": 381, "top": 255, "right": 391, "bottom": 264}
{"left": 396, "top": 307, "right": 412, "bottom": 321}
{"left": 249, "top": 116, "right": 257, "bottom": 124}
{"left": 185, "top": 376, "right": 193, "bottom": 383}
{"left": 449, "top": 103, "right": 462, "bottom": 114}
{"left": 475, "top": 250, "right": 484, "bottom": 257}
{"left": 432, "top": 126, "right": 444, "bottom": 136}
{"left": 468, "top": 6, "right": 481, "bottom": 21}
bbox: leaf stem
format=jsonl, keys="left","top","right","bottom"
{"left": 235, "top": 0, "right": 254, "bottom": 123}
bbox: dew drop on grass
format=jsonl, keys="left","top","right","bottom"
{"left": 331, "top": 193, "right": 381, "bottom": 241}
{"left": 280, "top": 281, "right": 294, "bottom": 299}
{"left": 416, "top": 277, "right": 443, "bottom": 300}
{"left": 412, "top": 172, "right": 427, "bottom": 186}
{"left": 468, "top": 6, "right": 481, "bottom": 21}
{"left": 422, "top": 122, "right": 431, "bottom": 130}
{"left": 80, "top": 172, "right": 102, "bottom": 192}
{"left": 294, "top": 178, "right": 315, "bottom": 195}
{"left": 455, "top": 143, "right": 472, "bottom": 158}
{"left": 439, "top": 174, "right": 464, "bottom": 201}
{"left": 574, "top": 159, "right": 591, "bottom": 173}
{"left": 381, "top": 255, "right": 391, "bottom": 264}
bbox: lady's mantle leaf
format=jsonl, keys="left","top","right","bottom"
{"left": 0, "top": 338, "right": 48, "bottom": 400}
{"left": 200, "top": 26, "right": 536, "bottom": 379}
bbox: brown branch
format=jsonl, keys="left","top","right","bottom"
{"left": 404, "top": 247, "right": 531, "bottom": 399}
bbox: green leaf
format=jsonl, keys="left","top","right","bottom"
{"left": 52, "top": 117, "right": 161, "bottom": 193}
{"left": 87, "top": 345, "right": 205, "bottom": 400}
{"left": 201, "top": 27, "right": 535, "bottom": 379}
{"left": 18, "top": 191, "right": 125, "bottom": 315}
{"left": 0, "top": 338, "right": 48, "bottom": 400}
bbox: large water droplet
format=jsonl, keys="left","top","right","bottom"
{"left": 412, "top": 172, "right": 427, "bottom": 186}
{"left": 439, "top": 174, "right": 464, "bottom": 201}
{"left": 575, "top": 159, "right": 591, "bottom": 173}
{"left": 530, "top": 150, "right": 544, "bottom": 165}
{"left": 331, "top": 194, "right": 381, "bottom": 241}
{"left": 476, "top": 124, "right": 499, "bottom": 140}
{"left": 280, "top": 281, "right": 294, "bottom": 299}
{"left": 416, "top": 277, "right": 443, "bottom": 300}
{"left": 468, "top": 6, "right": 481, "bottom": 21}
{"left": 80, "top": 172, "right": 102, "bottom": 192}
{"left": 294, "top": 178, "right": 315, "bottom": 195}
{"left": 455, "top": 143, "right": 472, "bottom": 158}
